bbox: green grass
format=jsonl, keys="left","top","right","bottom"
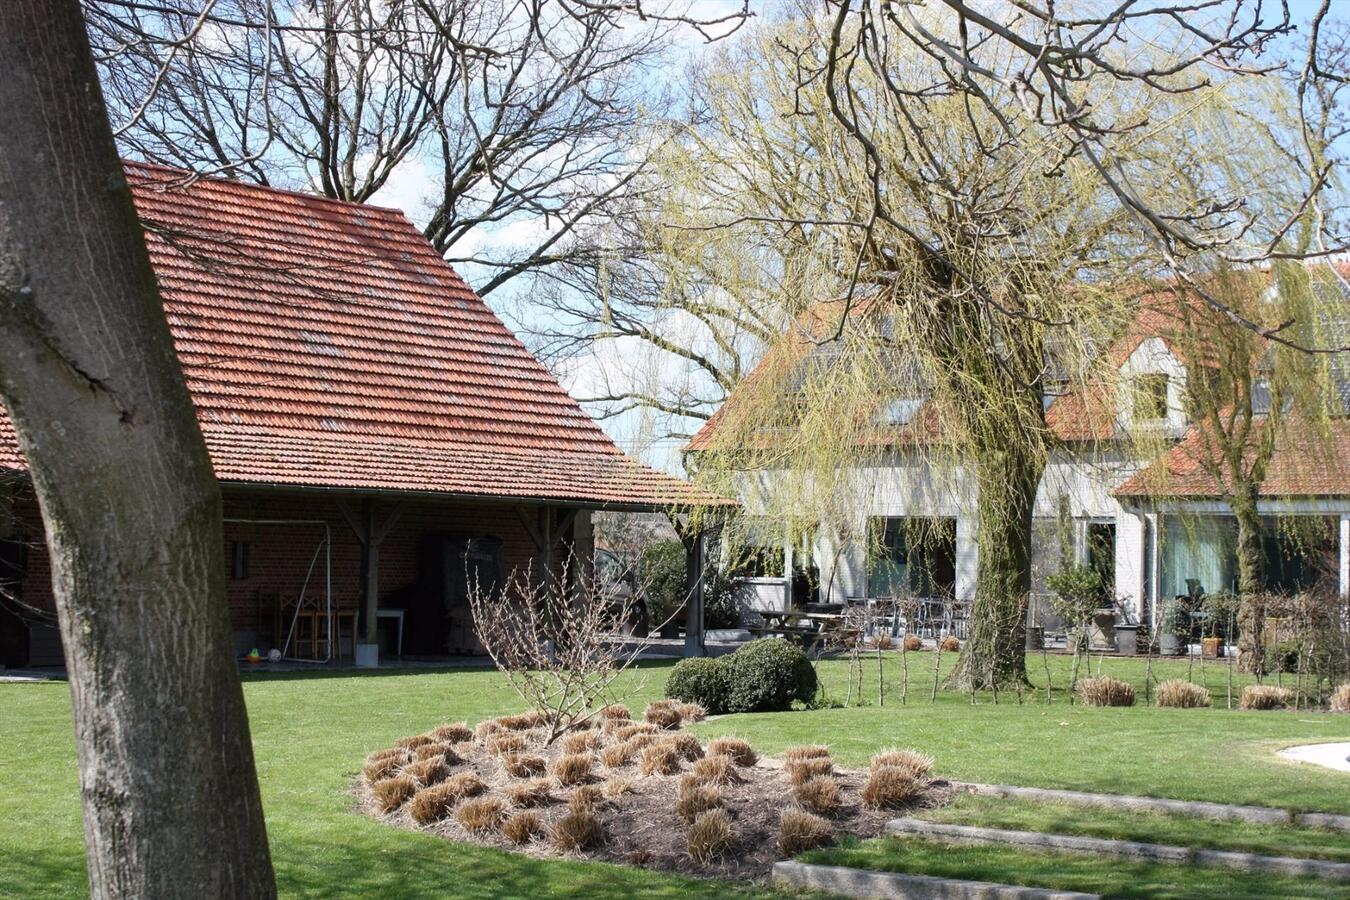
{"left": 801, "top": 837, "right": 1350, "bottom": 900}
{"left": 920, "top": 794, "right": 1350, "bottom": 862}
{"left": 1, "top": 653, "right": 1347, "bottom": 898}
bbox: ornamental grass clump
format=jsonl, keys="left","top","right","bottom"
{"left": 783, "top": 745, "right": 831, "bottom": 762}
{"left": 691, "top": 753, "right": 740, "bottom": 786}
{"left": 687, "top": 809, "right": 735, "bottom": 863}
{"left": 638, "top": 741, "right": 682, "bottom": 776}
{"left": 408, "top": 781, "right": 461, "bottom": 824}
{"left": 666, "top": 732, "right": 705, "bottom": 762}
{"left": 396, "top": 733, "right": 438, "bottom": 751}
{"left": 601, "top": 741, "right": 637, "bottom": 768}
{"left": 551, "top": 807, "right": 604, "bottom": 851}
{"left": 562, "top": 730, "right": 604, "bottom": 755}
{"left": 551, "top": 752, "right": 596, "bottom": 785}
{"left": 599, "top": 703, "right": 632, "bottom": 722}
{"left": 362, "top": 750, "right": 409, "bottom": 783}
{"left": 1156, "top": 679, "right": 1212, "bottom": 709}
{"left": 870, "top": 749, "right": 933, "bottom": 777}
{"left": 777, "top": 809, "right": 835, "bottom": 855}
{"left": 1240, "top": 684, "right": 1294, "bottom": 710}
{"left": 707, "top": 736, "right": 757, "bottom": 767}
{"left": 504, "top": 778, "right": 553, "bottom": 808}
{"left": 675, "top": 702, "right": 707, "bottom": 723}
{"left": 1332, "top": 682, "right": 1350, "bottom": 712}
{"left": 785, "top": 756, "right": 833, "bottom": 786}
{"left": 793, "top": 775, "right": 840, "bottom": 816}
{"left": 502, "top": 752, "right": 547, "bottom": 778}
{"left": 568, "top": 784, "right": 606, "bottom": 811}
{"left": 371, "top": 774, "right": 418, "bottom": 813}
{"left": 402, "top": 756, "right": 449, "bottom": 787}
{"left": 604, "top": 775, "right": 635, "bottom": 797}
{"left": 456, "top": 796, "right": 505, "bottom": 834}
{"left": 501, "top": 810, "right": 542, "bottom": 844}
{"left": 644, "top": 702, "right": 683, "bottom": 730}
{"left": 430, "top": 722, "right": 474, "bottom": 743}
{"left": 1076, "top": 676, "right": 1136, "bottom": 707}
{"left": 414, "top": 742, "right": 460, "bottom": 764}
{"left": 616, "top": 723, "right": 660, "bottom": 741}
{"left": 939, "top": 636, "right": 960, "bottom": 652}
{"left": 861, "top": 766, "right": 927, "bottom": 810}
{"left": 498, "top": 711, "right": 546, "bottom": 731}
{"left": 875, "top": 633, "right": 894, "bottom": 650}
{"left": 441, "top": 771, "right": 487, "bottom": 803}
{"left": 625, "top": 732, "right": 660, "bottom": 751}
{"left": 486, "top": 732, "right": 528, "bottom": 756}
{"left": 903, "top": 634, "right": 923, "bottom": 652}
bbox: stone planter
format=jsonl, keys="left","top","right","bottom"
{"left": 1159, "top": 632, "right": 1183, "bottom": 656}
{"left": 1114, "top": 624, "right": 1139, "bottom": 656}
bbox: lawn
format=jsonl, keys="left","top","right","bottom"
{"left": 2, "top": 652, "right": 1347, "bottom": 898}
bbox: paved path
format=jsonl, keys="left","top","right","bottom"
{"left": 1278, "top": 741, "right": 1350, "bottom": 774}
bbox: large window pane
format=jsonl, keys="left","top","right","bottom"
{"left": 1160, "top": 516, "right": 1235, "bottom": 600}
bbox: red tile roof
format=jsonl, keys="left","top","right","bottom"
{"left": 0, "top": 163, "right": 725, "bottom": 510}
{"left": 1114, "top": 417, "right": 1350, "bottom": 499}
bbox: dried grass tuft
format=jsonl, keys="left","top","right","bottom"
{"left": 1332, "top": 682, "right": 1350, "bottom": 713}
{"left": 408, "top": 781, "right": 461, "bottom": 824}
{"left": 939, "top": 636, "right": 961, "bottom": 652}
{"left": 414, "top": 742, "right": 459, "bottom": 764}
{"left": 603, "top": 775, "right": 635, "bottom": 798}
{"left": 707, "top": 737, "right": 757, "bottom": 768}
{"left": 875, "top": 633, "right": 894, "bottom": 650}
{"left": 599, "top": 703, "right": 632, "bottom": 721}
{"left": 676, "top": 780, "right": 722, "bottom": 823}
{"left": 691, "top": 753, "right": 740, "bottom": 786}
{"left": 643, "top": 703, "right": 682, "bottom": 730}
{"left": 497, "top": 711, "right": 546, "bottom": 731}
{"left": 504, "top": 778, "right": 553, "bottom": 808}
{"left": 455, "top": 796, "right": 505, "bottom": 833}
{"left": 601, "top": 741, "right": 637, "bottom": 768}
{"left": 1240, "top": 684, "right": 1294, "bottom": 710}
{"left": 562, "top": 730, "right": 604, "bottom": 755}
{"left": 616, "top": 722, "right": 661, "bottom": 741}
{"left": 502, "top": 752, "right": 547, "bottom": 778}
{"left": 366, "top": 746, "right": 406, "bottom": 764}
{"left": 785, "top": 756, "right": 833, "bottom": 786}
{"left": 625, "top": 732, "right": 661, "bottom": 751}
{"left": 501, "top": 810, "right": 542, "bottom": 844}
{"left": 861, "top": 766, "right": 928, "bottom": 810}
{"left": 1156, "top": 679, "right": 1212, "bottom": 709}
{"left": 551, "top": 807, "right": 604, "bottom": 851}
{"left": 1076, "top": 676, "right": 1136, "bottom": 707}
{"left": 675, "top": 702, "right": 707, "bottom": 723}
{"left": 687, "top": 809, "right": 735, "bottom": 863}
{"left": 793, "top": 775, "right": 840, "bottom": 816}
{"left": 777, "top": 809, "right": 835, "bottom": 855}
{"left": 362, "top": 751, "right": 409, "bottom": 783}
{"left": 440, "top": 771, "right": 487, "bottom": 803}
{"left": 402, "top": 756, "right": 450, "bottom": 787}
{"left": 903, "top": 634, "right": 923, "bottom": 652}
{"left": 396, "top": 733, "right": 438, "bottom": 751}
{"left": 638, "top": 741, "right": 682, "bottom": 776}
{"left": 568, "top": 784, "right": 605, "bottom": 812}
{"left": 869, "top": 749, "right": 933, "bottom": 777}
{"left": 473, "top": 719, "right": 503, "bottom": 741}
{"left": 666, "top": 733, "right": 705, "bottom": 762}
{"left": 430, "top": 722, "right": 474, "bottom": 744}
{"left": 551, "top": 752, "right": 596, "bottom": 785}
{"left": 486, "top": 732, "right": 528, "bottom": 756}
{"left": 371, "top": 775, "right": 417, "bottom": 813}
{"left": 783, "top": 745, "right": 831, "bottom": 763}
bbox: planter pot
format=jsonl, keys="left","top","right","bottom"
{"left": 1088, "top": 610, "right": 1117, "bottom": 651}
{"left": 1159, "top": 633, "right": 1182, "bottom": 656}
{"left": 1202, "top": 637, "right": 1224, "bottom": 659}
{"left": 1025, "top": 626, "right": 1045, "bottom": 651}
{"left": 1114, "top": 624, "right": 1139, "bottom": 656}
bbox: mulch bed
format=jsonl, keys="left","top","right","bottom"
{"left": 356, "top": 703, "right": 950, "bottom": 881}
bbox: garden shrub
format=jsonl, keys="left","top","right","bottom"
{"left": 1240, "top": 684, "right": 1293, "bottom": 710}
{"left": 1156, "top": 679, "right": 1211, "bottom": 709}
{"left": 793, "top": 775, "right": 840, "bottom": 815}
{"left": 722, "top": 639, "right": 817, "bottom": 713}
{"left": 701, "top": 566, "right": 743, "bottom": 630}
{"left": 707, "top": 737, "right": 757, "bottom": 767}
{"left": 1076, "top": 676, "right": 1136, "bottom": 707}
{"left": 664, "top": 656, "right": 731, "bottom": 713}
{"left": 687, "top": 809, "right": 735, "bottom": 863}
{"left": 1332, "top": 682, "right": 1350, "bottom": 712}
{"left": 778, "top": 809, "right": 834, "bottom": 854}
{"left": 640, "top": 540, "right": 687, "bottom": 629}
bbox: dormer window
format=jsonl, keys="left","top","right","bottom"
{"left": 1133, "top": 373, "right": 1169, "bottom": 422}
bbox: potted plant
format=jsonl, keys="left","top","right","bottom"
{"left": 1159, "top": 602, "right": 1188, "bottom": 656}
{"left": 1046, "top": 564, "right": 1102, "bottom": 652}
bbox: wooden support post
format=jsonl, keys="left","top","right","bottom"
{"left": 684, "top": 529, "right": 706, "bottom": 658}
{"left": 362, "top": 498, "right": 379, "bottom": 645}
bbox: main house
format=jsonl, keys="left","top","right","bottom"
{"left": 0, "top": 163, "right": 719, "bottom": 668}
{"left": 688, "top": 282, "right": 1350, "bottom": 636}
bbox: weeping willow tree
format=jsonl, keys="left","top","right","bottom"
{"left": 662, "top": 17, "right": 1228, "bottom": 688}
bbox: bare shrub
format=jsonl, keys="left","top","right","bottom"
{"left": 456, "top": 797, "right": 505, "bottom": 834}
{"left": 870, "top": 749, "right": 933, "bottom": 777}
{"left": 408, "top": 782, "right": 460, "bottom": 824}
{"left": 707, "top": 737, "right": 757, "bottom": 767}
{"left": 502, "top": 810, "right": 543, "bottom": 844}
{"left": 644, "top": 703, "right": 682, "bottom": 730}
{"left": 371, "top": 775, "right": 417, "bottom": 813}
{"left": 470, "top": 549, "right": 660, "bottom": 744}
{"left": 1156, "top": 680, "right": 1212, "bottom": 709}
{"left": 785, "top": 757, "right": 833, "bottom": 786}
{"left": 551, "top": 752, "right": 596, "bottom": 785}
{"left": 599, "top": 704, "right": 632, "bottom": 722}
{"left": 687, "top": 809, "right": 735, "bottom": 863}
{"left": 551, "top": 808, "right": 604, "bottom": 851}
{"left": 676, "top": 780, "right": 722, "bottom": 823}
{"left": 1332, "top": 682, "right": 1350, "bottom": 712}
{"left": 402, "top": 757, "right": 449, "bottom": 787}
{"left": 691, "top": 754, "right": 740, "bottom": 786}
{"left": 562, "top": 731, "right": 604, "bottom": 755}
{"left": 502, "top": 753, "right": 547, "bottom": 778}
{"left": 617, "top": 723, "right": 661, "bottom": 741}
{"left": 1241, "top": 685, "right": 1294, "bottom": 710}
{"left": 1076, "top": 676, "right": 1136, "bottom": 707}
{"left": 903, "top": 634, "right": 923, "bottom": 652}
{"left": 675, "top": 702, "right": 707, "bottom": 722}
{"left": 504, "top": 778, "right": 553, "bottom": 808}
{"left": 601, "top": 742, "right": 637, "bottom": 768}
{"left": 793, "top": 775, "right": 840, "bottom": 816}
{"left": 939, "top": 636, "right": 961, "bottom": 652}
{"left": 396, "top": 733, "right": 437, "bottom": 751}
{"left": 861, "top": 766, "right": 928, "bottom": 810}
{"left": 778, "top": 809, "right": 835, "bottom": 855}
{"left": 486, "top": 733, "right": 528, "bottom": 756}
{"left": 638, "top": 742, "right": 682, "bottom": 776}
{"left": 666, "top": 733, "right": 705, "bottom": 762}
{"left": 431, "top": 723, "right": 474, "bottom": 744}
{"left": 783, "top": 745, "right": 831, "bottom": 762}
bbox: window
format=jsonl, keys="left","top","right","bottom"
{"left": 866, "top": 517, "right": 956, "bottom": 599}
{"left": 1133, "top": 373, "right": 1169, "bottom": 422}
{"left": 229, "top": 541, "right": 250, "bottom": 580}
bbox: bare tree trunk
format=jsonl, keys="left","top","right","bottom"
{"left": 0, "top": 4, "right": 275, "bottom": 897}
{"left": 1232, "top": 482, "right": 1267, "bottom": 674}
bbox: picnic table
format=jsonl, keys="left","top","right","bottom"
{"left": 748, "top": 608, "right": 862, "bottom": 651}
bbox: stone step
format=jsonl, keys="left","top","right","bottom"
{"left": 953, "top": 782, "right": 1350, "bottom": 833}
{"left": 771, "top": 860, "right": 1099, "bottom": 900}
{"left": 885, "top": 817, "right": 1350, "bottom": 881}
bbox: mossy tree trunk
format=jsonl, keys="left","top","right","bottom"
{"left": 0, "top": 3, "right": 275, "bottom": 897}
{"left": 1231, "top": 480, "right": 1268, "bottom": 674}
